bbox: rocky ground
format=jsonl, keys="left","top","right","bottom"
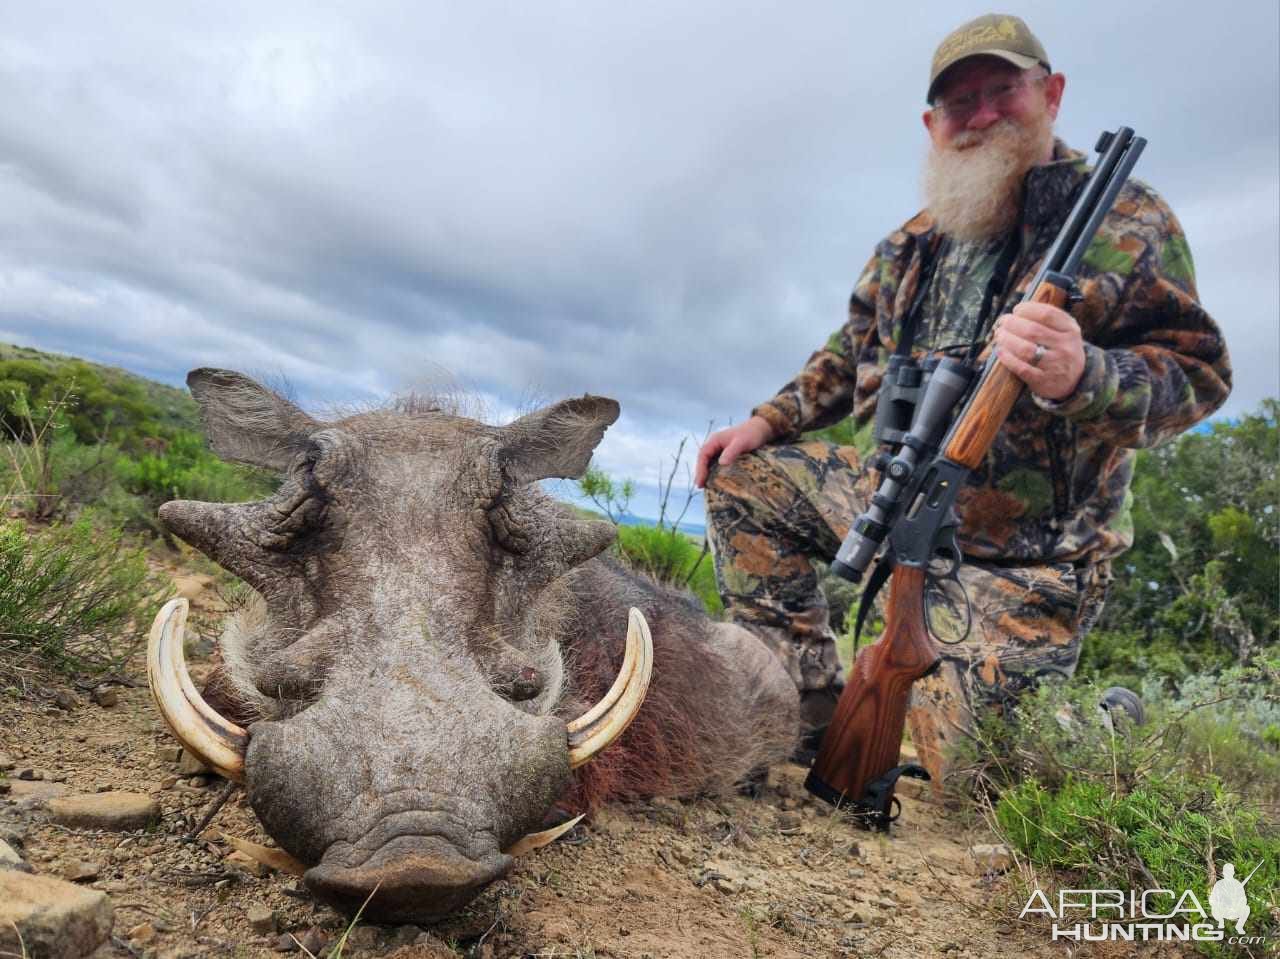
{"left": 0, "top": 570, "right": 1197, "bottom": 959}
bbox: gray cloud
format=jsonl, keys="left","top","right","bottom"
{"left": 2, "top": 0, "right": 1276, "bottom": 523}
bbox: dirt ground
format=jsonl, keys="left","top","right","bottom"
{"left": 0, "top": 567, "right": 1197, "bottom": 959}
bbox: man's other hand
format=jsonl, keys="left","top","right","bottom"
{"left": 694, "top": 416, "right": 775, "bottom": 488}
{"left": 992, "top": 301, "right": 1086, "bottom": 400}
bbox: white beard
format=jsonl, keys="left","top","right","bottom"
{"left": 922, "top": 113, "right": 1053, "bottom": 242}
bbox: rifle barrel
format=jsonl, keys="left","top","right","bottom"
{"left": 1060, "top": 136, "right": 1146, "bottom": 277}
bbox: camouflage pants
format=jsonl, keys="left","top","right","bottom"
{"left": 703, "top": 440, "right": 1111, "bottom": 783}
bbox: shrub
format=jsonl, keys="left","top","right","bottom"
{"left": 0, "top": 517, "right": 165, "bottom": 675}
{"left": 116, "top": 429, "right": 273, "bottom": 506}
{"left": 615, "top": 523, "right": 721, "bottom": 616}
{"left": 951, "top": 664, "right": 1280, "bottom": 954}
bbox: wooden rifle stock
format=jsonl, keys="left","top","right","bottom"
{"left": 805, "top": 278, "right": 1071, "bottom": 826}
{"left": 805, "top": 567, "right": 936, "bottom": 814}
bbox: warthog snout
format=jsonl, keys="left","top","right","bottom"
{"left": 243, "top": 636, "right": 571, "bottom": 921}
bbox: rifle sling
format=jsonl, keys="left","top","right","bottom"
{"left": 851, "top": 555, "right": 895, "bottom": 652}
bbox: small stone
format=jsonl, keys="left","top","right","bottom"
{"left": 247, "top": 902, "right": 277, "bottom": 934}
{"left": 48, "top": 792, "right": 161, "bottom": 831}
{"left": 62, "top": 859, "right": 100, "bottom": 882}
{"left": 156, "top": 744, "right": 183, "bottom": 763}
{"left": 177, "top": 750, "right": 210, "bottom": 776}
{"left": 272, "top": 933, "right": 297, "bottom": 952}
{"left": 128, "top": 920, "right": 158, "bottom": 943}
{"left": 91, "top": 685, "right": 119, "bottom": 708}
{"left": 49, "top": 771, "right": 67, "bottom": 783}
{"left": 297, "top": 927, "right": 328, "bottom": 953}
{"left": 52, "top": 689, "right": 78, "bottom": 710}
{"left": 967, "top": 843, "right": 1014, "bottom": 874}
{"left": 160, "top": 776, "right": 179, "bottom": 790}
{"left": 225, "top": 850, "right": 266, "bottom": 877}
{"left": 0, "top": 752, "right": 13, "bottom": 771}
{"left": 0, "top": 782, "right": 8, "bottom": 795}
{"left": 345, "top": 926, "right": 379, "bottom": 947}
{"left": 16, "top": 768, "right": 40, "bottom": 781}
{"left": 0, "top": 840, "right": 24, "bottom": 870}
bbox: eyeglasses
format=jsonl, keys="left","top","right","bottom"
{"left": 931, "top": 73, "right": 1044, "bottom": 123}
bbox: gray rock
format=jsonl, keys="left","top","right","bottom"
{"left": 7, "top": 780, "right": 70, "bottom": 807}
{"left": 155, "top": 744, "right": 182, "bottom": 763}
{"left": 52, "top": 689, "right": 78, "bottom": 710}
{"left": 62, "top": 859, "right": 101, "bottom": 882}
{"left": 177, "top": 750, "right": 210, "bottom": 776}
{"left": 0, "top": 752, "right": 13, "bottom": 771}
{"left": 0, "top": 839, "right": 24, "bottom": 869}
{"left": 91, "top": 686, "right": 120, "bottom": 708}
{"left": 967, "top": 842, "right": 1014, "bottom": 874}
{"left": 247, "top": 902, "right": 277, "bottom": 934}
{"left": 0, "top": 870, "right": 113, "bottom": 957}
{"left": 47, "top": 793, "right": 160, "bottom": 831}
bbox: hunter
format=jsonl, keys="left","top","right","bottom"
{"left": 694, "top": 13, "right": 1232, "bottom": 785}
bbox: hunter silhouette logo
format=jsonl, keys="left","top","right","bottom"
{"left": 1209, "top": 861, "right": 1260, "bottom": 934}
{"left": 1020, "top": 859, "right": 1269, "bottom": 945}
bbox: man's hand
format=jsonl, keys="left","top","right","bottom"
{"left": 992, "top": 301, "right": 1086, "bottom": 401}
{"left": 694, "top": 415, "right": 775, "bottom": 488}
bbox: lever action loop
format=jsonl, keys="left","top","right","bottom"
{"left": 804, "top": 763, "right": 931, "bottom": 832}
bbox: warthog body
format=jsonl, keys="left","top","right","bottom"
{"left": 158, "top": 369, "right": 798, "bottom": 922}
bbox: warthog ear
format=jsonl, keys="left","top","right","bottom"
{"left": 187, "top": 369, "right": 318, "bottom": 471}
{"left": 499, "top": 395, "right": 620, "bottom": 484}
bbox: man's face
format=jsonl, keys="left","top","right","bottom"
{"left": 923, "top": 56, "right": 1064, "bottom": 155}
{"left": 918, "top": 56, "right": 1065, "bottom": 242}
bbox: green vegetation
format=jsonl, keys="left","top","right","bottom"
{"left": 577, "top": 438, "right": 722, "bottom": 615}
{"left": 0, "top": 516, "right": 165, "bottom": 677}
{"left": 1080, "top": 399, "right": 1278, "bottom": 689}
{"left": 0, "top": 345, "right": 273, "bottom": 535}
{"left": 954, "top": 662, "right": 1279, "bottom": 953}
{"left": 0, "top": 344, "right": 268, "bottom": 679}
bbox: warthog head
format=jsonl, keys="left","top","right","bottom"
{"left": 148, "top": 369, "right": 653, "bottom": 922}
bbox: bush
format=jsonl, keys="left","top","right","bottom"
{"left": 1085, "top": 400, "right": 1279, "bottom": 685}
{"left": 115, "top": 428, "right": 272, "bottom": 506}
{"left": 616, "top": 523, "right": 721, "bottom": 616}
{"left": 952, "top": 663, "right": 1280, "bottom": 954}
{"left": 0, "top": 518, "right": 165, "bottom": 675}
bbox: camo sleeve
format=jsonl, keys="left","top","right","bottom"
{"left": 751, "top": 252, "right": 882, "bottom": 441}
{"left": 1032, "top": 186, "right": 1232, "bottom": 448}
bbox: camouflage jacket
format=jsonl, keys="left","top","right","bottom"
{"left": 752, "top": 140, "right": 1232, "bottom": 565}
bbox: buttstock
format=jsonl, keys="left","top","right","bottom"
{"left": 807, "top": 567, "right": 939, "bottom": 805}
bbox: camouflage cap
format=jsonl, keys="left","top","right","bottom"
{"left": 927, "top": 14, "right": 1050, "bottom": 103}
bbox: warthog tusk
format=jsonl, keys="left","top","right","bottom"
{"left": 147, "top": 597, "right": 248, "bottom": 782}
{"left": 223, "top": 834, "right": 308, "bottom": 876}
{"left": 503, "top": 813, "right": 585, "bottom": 857}
{"left": 566, "top": 607, "right": 652, "bottom": 768}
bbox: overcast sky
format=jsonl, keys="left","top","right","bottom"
{"left": 3, "top": 1, "right": 1276, "bottom": 522}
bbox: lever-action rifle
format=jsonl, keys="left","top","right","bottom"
{"left": 804, "top": 128, "right": 1146, "bottom": 829}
